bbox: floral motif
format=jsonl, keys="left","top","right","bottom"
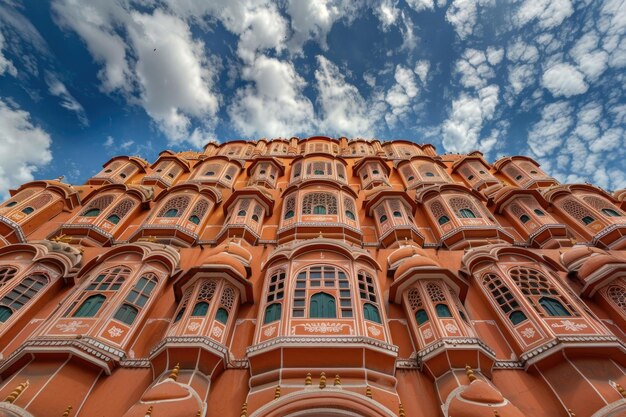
{"left": 368, "top": 325, "right": 381, "bottom": 336}
{"left": 263, "top": 326, "right": 276, "bottom": 337}
{"left": 520, "top": 327, "right": 536, "bottom": 339}
{"left": 212, "top": 327, "right": 223, "bottom": 337}
{"left": 422, "top": 328, "right": 433, "bottom": 339}
{"left": 445, "top": 323, "right": 459, "bottom": 334}
{"left": 55, "top": 321, "right": 89, "bottom": 333}
{"left": 107, "top": 326, "right": 124, "bottom": 338}
{"left": 302, "top": 322, "right": 346, "bottom": 333}
{"left": 551, "top": 320, "right": 588, "bottom": 332}
{"left": 187, "top": 322, "right": 201, "bottom": 332}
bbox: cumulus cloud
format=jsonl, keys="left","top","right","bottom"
{"left": 570, "top": 31, "right": 609, "bottom": 81}
{"left": 315, "top": 55, "right": 377, "bottom": 136}
{"left": 441, "top": 85, "right": 499, "bottom": 153}
{"left": 286, "top": 0, "right": 357, "bottom": 53}
{"left": 45, "top": 72, "right": 88, "bottom": 126}
{"left": 527, "top": 101, "right": 573, "bottom": 157}
{"left": 375, "top": 0, "right": 400, "bottom": 30}
{"left": 0, "top": 99, "right": 52, "bottom": 198}
{"left": 445, "top": 0, "right": 494, "bottom": 40}
{"left": 515, "top": 0, "right": 573, "bottom": 29}
{"left": 414, "top": 60, "right": 430, "bottom": 84}
{"left": 385, "top": 64, "right": 420, "bottom": 126}
{"left": 541, "top": 63, "right": 588, "bottom": 97}
{"left": 405, "top": 0, "right": 435, "bottom": 12}
{"left": 127, "top": 10, "right": 219, "bottom": 146}
{"left": 504, "top": 40, "right": 540, "bottom": 98}
{"left": 229, "top": 55, "right": 314, "bottom": 138}
{"left": 455, "top": 48, "right": 496, "bottom": 89}
{"left": 0, "top": 32, "right": 16, "bottom": 77}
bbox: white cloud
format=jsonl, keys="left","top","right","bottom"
{"left": 229, "top": 55, "right": 314, "bottom": 138}
{"left": 375, "top": 0, "right": 400, "bottom": 30}
{"left": 504, "top": 40, "right": 540, "bottom": 97}
{"left": 103, "top": 136, "right": 114, "bottom": 148}
{"left": 0, "top": 32, "right": 16, "bottom": 77}
{"left": 597, "top": 0, "right": 626, "bottom": 69}
{"left": 486, "top": 46, "right": 504, "bottom": 65}
{"left": 441, "top": 85, "right": 499, "bottom": 153}
{"left": 541, "top": 63, "right": 588, "bottom": 97}
{"left": 0, "top": 99, "right": 52, "bottom": 198}
{"left": 527, "top": 101, "right": 573, "bottom": 157}
{"left": 286, "top": 0, "right": 358, "bottom": 53}
{"left": 570, "top": 31, "right": 609, "bottom": 81}
{"left": 445, "top": 0, "right": 494, "bottom": 40}
{"left": 45, "top": 72, "right": 88, "bottom": 126}
{"left": 399, "top": 12, "right": 418, "bottom": 51}
{"left": 406, "top": 0, "right": 435, "bottom": 12}
{"left": 515, "top": 0, "right": 573, "bottom": 29}
{"left": 414, "top": 60, "right": 430, "bottom": 84}
{"left": 385, "top": 64, "right": 420, "bottom": 126}
{"left": 127, "top": 10, "right": 220, "bottom": 147}
{"left": 315, "top": 55, "right": 377, "bottom": 136}
{"left": 52, "top": 0, "right": 132, "bottom": 93}
{"left": 455, "top": 48, "right": 495, "bottom": 89}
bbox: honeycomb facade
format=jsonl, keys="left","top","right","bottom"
{"left": 0, "top": 136, "right": 624, "bottom": 417}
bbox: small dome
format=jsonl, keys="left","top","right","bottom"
{"left": 561, "top": 246, "right": 605, "bottom": 272}
{"left": 447, "top": 380, "right": 525, "bottom": 417}
{"left": 579, "top": 254, "right": 625, "bottom": 280}
{"left": 141, "top": 380, "right": 189, "bottom": 401}
{"left": 394, "top": 255, "right": 440, "bottom": 280}
{"left": 200, "top": 253, "right": 247, "bottom": 279}
{"left": 387, "top": 244, "right": 428, "bottom": 268}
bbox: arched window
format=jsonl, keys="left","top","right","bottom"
{"left": 0, "top": 274, "right": 48, "bottom": 321}
{"left": 266, "top": 270, "right": 286, "bottom": 303}
{"left": 310, "top": 292, "right": 336, "bottom": 318}
{"left": 0, "top": 306, "right": 12, "bottom": 322}
{"left": 380, "top": 214, "right": 388, "bottom": 223}
{"left": 107, "top": 214, "right": 121, "bottom": 224}
{"left": 21, "top": 207, "right": 34, "bottom": 215}
{"left": 0, "top": 267, "right": 18, "bottom": 288}
{"left": 6, "top": 202, "right": 17, "bottom": 207}
{"left": 509, "top": 267, "right": 576, "bottom": 317}
{"left": 114, "top": 273, "right": 158, "bottom": 325}
{"left": 83, "top": 208, "right": 101, "bottom": 217}
{"left": 438, "top": 215, "right": 450, "bottom": 225}
{"left": 69, "top": 267, "right": 130, "bottom": 318}
{"left": 283, "top": 196, "right": 296, "bottom": 220}
{"left": 157, "top": 196, "right": 190, "bottom": 218}
{"left": 482, "top": 273, "right": 527, "bottom": 325}
{"left": 416, "top": 309, "right": 429, "bottom": 325}
{"left": 173, "top": 288, "right": 192, "bottom": 324}
{"left": 192, "top": 301, "right": 209, "bottom": 316}
{"left": 216, "top": 308, "right": 228, "bottom": 324}
{"left": 520, "top": 214, "right": 531, "bottom": 223}
{"left": 363, "top": 303, "right": 381, "bottom": 323}
{"left": 264, "top": 303, "right": 282, "bottom": 324}
{"left": 538, "top": 297, "right": 571, "bottom": 317}
{"left": 534, "top": 209, "right": 545, "bottom": 216}
{"left": 582, "top": 216, "right": 595, "bottom": 225}
{"left": 425, "top": 172, "right": 434, "bottom": 177}
{"left": 435, "top": 304, "right": 453, "bottom": 317}
{"left": 293, "top": 266, "right": 352, "bottom": 318}
{"left": 189, "top": 215, "right": 200, "bottom": 225}
{"left": 607, "top": 286, "right": 625, "bottom": 312}
{"left": 284, "top": 210, "right": 294, "bottom": 219}
{"left": 559, "top": 198, "right": 596, "bottom": 226}
{"left": 460, "top": 208, "right": 476, "bottom": 218}
{"left": 602, "top": 208, "right": 621, "bottom": 217}
{"left": 345, "top": 210, "right": 355, "bottom": 220}
{"left": 74, "top": 294, "right": 106, "bottom": 318}
{"left": 302, "top": 193, "right": 337, "bottom": 215}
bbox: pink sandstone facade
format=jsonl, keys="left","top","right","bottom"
{"left": 0, "top": 136, "right": 624, "bottom": 417}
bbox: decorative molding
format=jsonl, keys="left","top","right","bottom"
{"left": 247, "top": 336, "right": 399, "bottom": 355}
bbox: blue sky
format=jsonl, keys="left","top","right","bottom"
{"left": 0, "top": 0, "right": 625, "bottom": 197}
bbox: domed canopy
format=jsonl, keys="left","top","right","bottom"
{"left": 561, "top": 246, "right": 606, "bottom": 273}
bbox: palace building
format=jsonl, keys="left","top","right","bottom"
{"left": 0, "top": 136, "right": 625, "bottom": 417}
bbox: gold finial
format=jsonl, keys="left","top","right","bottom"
{"left": 465, "top": 364, "right": 477, "bottom": 382}
{"left": 196, "top": 411, "right": 202, "bottom": 417}
{"left": 319, "top": 372, "right": 326, "bottom": 389}
{"left": 145, "top": 406, "right": 153, "bottom": 416}
{"left": 305, "top": 373, "right": 312, "bottom": 386}
{"left": 365, "top": 385, "right": 372, "bottom": 398}
{"left": 494, "top": 411, "right": 500, "bottom": 417}
{"left": 4, "top": 380, "right": 29, "bottom": 404}
{"left": 169, "top": 363, "right": 180, "bottom": 381}
{"left": 334, "top": 375, "right": 341, "bottom": 386}
{"left": 318, "top": 231, "right": 323, "bottom": 238}
{"left": 399, "top": 402, "right": 406, "bottom": 417}
{"left": 62, "top": 406, "right": 73, "bottom": 417}
{"left": 568, "top": 409, "right": 576, "bottom": 417}
{"left": 240, "top": 402, "right": 248, "bottom": 417}
{"left": 50, "top": 234, "right": 72, "bottom": 243}
{"left": 274, "top": 385, "right": 281, "bottom": 399}
{"left": 616, "top": 383, "right": 626, "bottom": 398}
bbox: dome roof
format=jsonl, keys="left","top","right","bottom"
{"left": 394, "top": 255, "right": 441, "bottom": 280}
{"left": 561, "top": 246, "right": 606, "bottom": 272}
{"left": 447, "top": 380, "right": 525, "bottom": 417}
{"left": 388, "top": 244, "right": 428, "bottom": 268}
{"left": 123, "top": 379, "right": 202, "bottom": 417}
{"left": 141, "top": 380, "right": 189, "bottom": 401}
{"left": 199, "top": 253, "right": 247, "bottom": 279}
{"left": 579, "top": 254, "right": 625, "bottom": 280}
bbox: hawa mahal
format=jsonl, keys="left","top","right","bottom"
{"left": 0, "top": 136, "right": 624, "bottom": 417}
